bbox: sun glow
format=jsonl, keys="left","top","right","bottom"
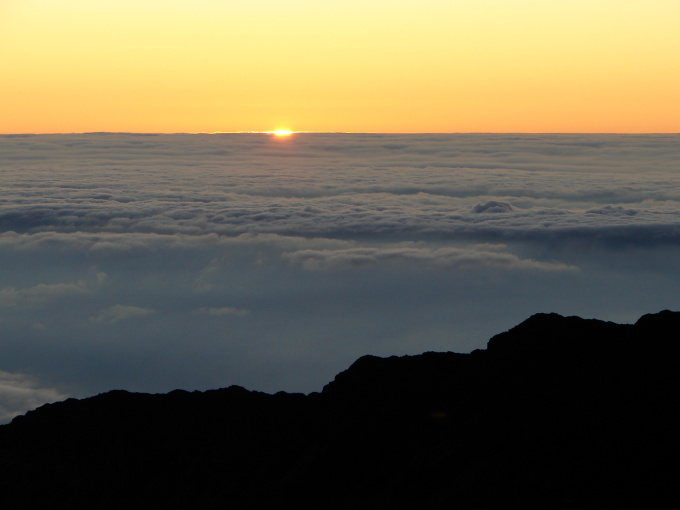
{"left": 3, "top": 1, "right": 679, "bottom": 133}
{"left": 273, "top": 130, "right": 293, "bottom": 137}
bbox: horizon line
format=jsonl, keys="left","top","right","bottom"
{"left": 2, "top": 131, "right": 679, "bottom": 136}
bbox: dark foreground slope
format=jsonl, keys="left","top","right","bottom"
{"left": 1, "top": 311, "right": 679, "bottom": 509}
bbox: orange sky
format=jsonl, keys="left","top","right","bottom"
{"left": 1, "top": 0, "right": 679, "bottom": 133}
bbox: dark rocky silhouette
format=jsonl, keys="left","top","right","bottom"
{"left": 1, "top": 311, "right": 679, "bottom": 509}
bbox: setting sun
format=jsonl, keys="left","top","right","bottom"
{"left": 273, "top": 130, "right": 293, "bottom": 137}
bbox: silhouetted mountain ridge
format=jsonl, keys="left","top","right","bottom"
{"left": 1, "top": 311, "right": 679, "bottom": 509}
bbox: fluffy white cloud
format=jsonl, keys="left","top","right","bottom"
{"left": 586, "top": 205, "right": 638, "bottom": 216}
{"left": 89, "top": 305, "right": 156, "bottom": 325}
{"left": 192, "top": 306, "right": 249, "bottom": 317}
{"left": 283, "top": 244, "right": 576, "bottom": 272}
{"left": 0, "top": 273, "right": 105, "bottom": 307}
{"left": 472, "top": 201, "right": 513, "bottom": 213}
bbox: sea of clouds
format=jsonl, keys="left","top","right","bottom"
{"left": 1, "top": 133, "right": 679, "bottom": 422}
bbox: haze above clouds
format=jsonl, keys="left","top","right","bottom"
{"left": 1, "top": 133, "right": 679, "bottom": 421}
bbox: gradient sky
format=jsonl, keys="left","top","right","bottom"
{"left": 2, "top": 0, "right": 679, "bottom": 133}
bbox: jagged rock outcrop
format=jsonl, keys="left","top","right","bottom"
{"left": 1, "top": 311, "right": 678, "bottom": 509}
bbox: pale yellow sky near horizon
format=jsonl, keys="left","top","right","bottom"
{"left": 1, "top": 0, "right": 679, "bottom": 133}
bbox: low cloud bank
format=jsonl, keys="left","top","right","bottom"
{"left": 0, "top": 371, "right": 69, "bottom": 424}
{"left": 1, "top": 134, "right": 679, "bottom": 247}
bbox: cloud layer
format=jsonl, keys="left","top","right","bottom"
{"left": 1, "top": 133, "right": 679, "bottom": 421}
{"left": 2, "top": 133, "right": 680, "bottom": 246}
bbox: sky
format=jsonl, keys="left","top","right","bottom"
{"left": 1, "top": 133, "right": 680, "bottom": 422}
{"left": 2, "top": 0, "right": 679, "bottom": 134}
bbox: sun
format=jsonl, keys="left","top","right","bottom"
{"left": 273, "top": 129, "right": 293, "bottom": 137}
